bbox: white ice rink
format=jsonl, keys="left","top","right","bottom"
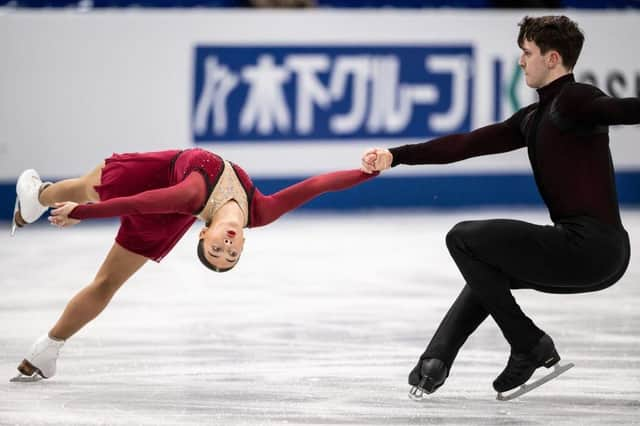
{"left": 1, "top": 210, "right": 639, "bottom": 425}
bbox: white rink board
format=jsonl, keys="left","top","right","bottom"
{"left": 0, "top": 9, "right": 639, "bottom": 180}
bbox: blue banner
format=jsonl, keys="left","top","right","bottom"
{"left": 192, "top": 45, "right": 474, "bottom": 143}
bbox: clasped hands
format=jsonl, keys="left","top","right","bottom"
{"left": 361, "top": 148, "right": 393, "bottom": 174}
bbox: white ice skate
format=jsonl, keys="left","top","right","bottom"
{"left": 10, "top": 334, "right": 65, "bottom": 382}
{"left": 11, "top": 169, "right": 50, "bottom": 236}
{"left": 496, "top": 361, "right": 575, "bottom": 401}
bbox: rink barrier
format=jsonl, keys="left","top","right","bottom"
{"left": 3, "top": 11, "right": 639, "bottom": 182}
{"left": 2, "top": 171, "right": 640, "bottom": 222}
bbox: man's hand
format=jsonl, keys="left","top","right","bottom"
{"left": 361, "top": 148, "right": 393, "bottom": 174}
{"left": 49, "top": 202, "right": 81, "bottom": 228}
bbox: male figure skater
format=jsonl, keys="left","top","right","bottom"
{"left": 362, "top": 15, "right": 640, "bottom": 399}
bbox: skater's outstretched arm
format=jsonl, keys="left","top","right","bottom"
{"left": 250, "top": 169, "right": 377, "bottom": 227}
{"left": 361, "top": 105, "right": 533, "bottom": 173}
{"left": 553, "top": 84, "right": 640, "bottom": 126}
{"left": 49, "top": 172, "right": 207, "bottom": 227}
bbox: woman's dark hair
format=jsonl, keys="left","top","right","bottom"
{"left": 197, "top": 239, "right": 235, "bottom": 273}
{"left": 517, "top": 15, "right": 584, "bottom": 70}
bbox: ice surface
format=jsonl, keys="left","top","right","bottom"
{"left": 1, "top": 210, "right": 639, "bottom": 425}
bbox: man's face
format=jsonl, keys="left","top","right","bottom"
{"left": 519, "top": 39, "right": 554, "bottom": 89}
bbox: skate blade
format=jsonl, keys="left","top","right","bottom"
{"left": 496, "top": 361, "right": 575, "bottom": 401}
{"left": 408, "top": 376, "right": 432, "bottom": 401}
{"left": 408, "top": 385, "right": 428, "bottom": 401}
{"left": 10, "top": 197, "right": 19, "bottom": 237}
{"left": 10, "top": 373, "right": 43, "bottom": 383}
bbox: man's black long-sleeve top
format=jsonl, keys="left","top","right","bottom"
{"left": 389, "top": 73, "right": 640, "bottom": 229}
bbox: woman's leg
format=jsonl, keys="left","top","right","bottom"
{"left": 39, "top": 162, "right": 105, "bottom": 207}
{"left": 49, "top": 242, "right": 147, "bottom": 340}
{"left": 13, "top": 162, "right": 105, "bottom": 229}
{"left": 14, "top": 243, "right": 147, "bottom": 380}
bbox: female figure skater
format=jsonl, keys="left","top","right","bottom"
{"left": 11, "top": 147, "right": 376, "bottom": 382}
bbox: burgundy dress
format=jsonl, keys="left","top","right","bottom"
{"left": 69, "top": 148, "right": 376, "bottom": 262}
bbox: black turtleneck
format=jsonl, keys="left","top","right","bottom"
{"left": 389, "top": 73, "right": 640, "bottom": 229}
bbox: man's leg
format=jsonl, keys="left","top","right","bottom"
{"left": 411, "top": 218, "right": 579, "bottom": 395}
{"left": 421, "top": 285, "right": 488, "bottom": 368}
{"left": 15, "top": 243, "right": 147, "bottom": 380}
{"left": 446, "top": 227, "right": 539, "bottom": 352}
{"left": 409, "top": 285, "right": 488, "bottom": 394}
{"left": 443, "top": 219, "right": 591, "bottom": 393}
{"left": 412, "top": 217, "right": 628, "bottom": 395}
{"left": 443, "top": 219, "right": 580, "bottom": 352}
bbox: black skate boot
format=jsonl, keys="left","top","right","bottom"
{"left": 493, "top": 334, "right": 574, "bottom": 400}
{"left": 408, "top": 358, "right": 448, "bottom": 401}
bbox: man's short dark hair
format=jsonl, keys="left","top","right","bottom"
{"left": 197, "top": 239, "right": 235, "bottom": 273}
{"left": 517, "top": 15, "right": 584, "bottom": 70}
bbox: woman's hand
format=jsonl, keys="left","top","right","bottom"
{"left": 49, "top": 202, "right": 81, "bottom": 228}
{"left": 361, "top": 148, "right": 393, "bottom": 174}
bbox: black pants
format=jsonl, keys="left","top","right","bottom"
{"left": 422, "top": 216, "right": 630, "bottom": 370}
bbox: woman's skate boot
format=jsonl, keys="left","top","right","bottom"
{"left": 408, "top": 358, "right": 449, "bottom": 400}
{"left": 11, "top": 169, "right": 51, "bottom": 236}
{"left": 10, "top": 334, "right": 65, "bottom": 382}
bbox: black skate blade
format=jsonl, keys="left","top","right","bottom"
{"left": 496, "top": 362, "right": 575, "bottom": 401}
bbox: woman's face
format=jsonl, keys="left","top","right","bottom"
{"left": 199, "top": 223, "right": 245, "bottom": 270}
